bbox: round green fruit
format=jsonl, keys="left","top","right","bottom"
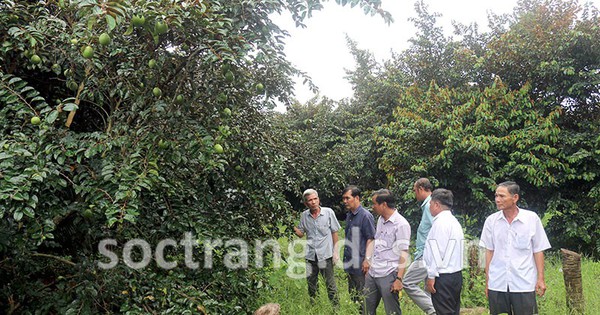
{"left": 155, "top": 21, "right": 168, "bottom": 34}
{"left": 158, "top": 139, "right": 169, "bottom": 149}
{"left": 30, "top": 116, "right": 41, "bottom": 125}
{"left": 152, "top": 87, "right": 162, "bottom": 97}
{"left": 214, "top": 144, "right": 224, "bottom": 154}
{"left": 82, "top": 45, "right": 94, "bottom": 59}
{"left": 222, "top": 107, "right": 232, "bottom": 116}
{"left": 175, "top": 94, "right": 184, "bottom": 104}
{"left": 132, "top": 15, "right": 145, "bottom": 27}
{"left": 30, "top": 54, "right": 41, "bottom": 65}
{"left": 255, "top": 83, "right": 264, "bottom": 93}
{"left": 82, "top": 209, "right": 93, "bottom": 219}
{"left": 148, "top": 59, "right": 156, "bottom": 68}
{"left": 224, "top": 71, "right": 234, "bottom": 82}
{"left": 217, "top": 93, "right": 228, "bottom": 103}
{"left": 221, "top": 63, "right": 231, "bottom": 73}
{"left": 70, "top": 38, "right": 78, "bottom": 45}
{"left": 51, "top": 63, "right": 61, "bottom": 74}
{"left": 98, "top": 32, "right": 111, "bottom": 46}
{"left": 67, "top": 81, "right": 78, "bottom": 91}
{"left": 235, "top": 165, "right": 243, "bottom": 171}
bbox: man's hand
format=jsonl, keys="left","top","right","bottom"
{"left": 535, "top": 278, "right": 547, "bottom": 296}
{"left": 293, "top": 226, "right": 303, "bottom": 238}
{"left": 362, "top": 259, "right": 370, "bottom": 274}
{"left": 484, "top": 277, "right": 488, "bottom": 298}
{"left": 426, "top": 278, "right": 436, "bottom": 294}
{"left": 390, "top": 279, "right": 403, "bottom": 293}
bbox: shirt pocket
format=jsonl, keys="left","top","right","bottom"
{"left": 376, "top": 231, "right": 396, "bottom": 248}
{"left": 318, "top": 223, "right": 330, "bottom": 235}
{"left": 513, "top": 232, "right": 532, "bottom": 250}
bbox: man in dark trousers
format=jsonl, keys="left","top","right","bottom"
{"left": 294, "top": 188, "right": 341, "bottom": 308}
{"left": 342, "top": 185, "right": 376, "bottom": 313}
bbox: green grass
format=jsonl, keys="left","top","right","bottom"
{"left": 257, "top": 236, "right": 600, "bottom": 314}
{"left": 538, "top": 254, "right": 600, "bottom": 314}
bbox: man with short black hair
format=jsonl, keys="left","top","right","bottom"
{"left": 424, "top": 188, "right": 464, "bottom": 315}
{"left": 364, "top": 189, "right": 411, "bottom": 315}
{"left": 479, "top": 181, "right": 551, "bottom": 315}
{"left": 342, "top": 185, "right": 376, "bottom": 314}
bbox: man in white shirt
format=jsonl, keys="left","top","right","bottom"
{"left": 479, "top": 181, "right": 551, "bottom": 315}
{"left": 424, "top": 188, "right": 464, "bottom": 315}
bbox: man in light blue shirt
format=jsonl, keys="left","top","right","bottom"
{"left": 403, "top": 178, "right": 436, "bottom": 315}
{"left": 294, "top": 188, "right": 341, "bottom": 307}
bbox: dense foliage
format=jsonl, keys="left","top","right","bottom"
{"left": 277, "top": 0, "right": 600, "bottom": 256}
{"left": 380, "top": 0, "right": 599, "bottom": 254}
{"left": 0, "top": 0, "right": 390, "bottom": 313}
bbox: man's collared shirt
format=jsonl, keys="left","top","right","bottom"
{"left": 415, "top": 195, "right": 433, "bottom": 260}
{"left": 343, "top": 205, "right": 376, "bottom": 274}
{"left": 479, "top": 208, "right": 551, "bottom": 292}
{"left": 369, "top": 210, "right": 411, "bottom": 278}
{"left": 423, "top": 210, "right": 464, "bottom": 278}
{"left": 298, "top": 207, "right": 341, "bottom": 261}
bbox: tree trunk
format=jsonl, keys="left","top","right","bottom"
{"left": 468, "top": 242, "right": 481, "bottom": 290}
{"left": 560, "top": 248, "right": 584, "bottom": 314}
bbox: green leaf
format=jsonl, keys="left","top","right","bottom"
{"left": 62, "top": 103, "right": 79, "bottom": 111}
{"left": 106, "top": 15, "right": 116, "bottom": 31}
{"left": 13, "top": 211, "right": 23, "bottom": 221}
{"left": 46, "top": 110, "right": 59, "bottom": 123}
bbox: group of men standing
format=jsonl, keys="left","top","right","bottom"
{"left": 294, "top": 179, "right": 551, "bottom": 315}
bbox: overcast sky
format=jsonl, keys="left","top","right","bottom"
{"left": 270, "top": 0, "right": 599, "bottom": 108}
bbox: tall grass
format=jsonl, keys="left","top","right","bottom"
{"left": 257, "top": 236, "right": 599, "bottom": 314}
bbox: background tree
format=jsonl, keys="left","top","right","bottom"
{"left": 369, "top": 0, "right": 600, "bottom": 255}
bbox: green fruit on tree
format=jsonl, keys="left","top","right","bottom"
{"left": 30, "top": 116, "right": 41, "bottom": 125}
{"left": 235, "top": 165, "right": 243, "bottom": 171}
{"left": 255, "top": 83, "right": 264, "bottom": 93}
{"left": 82, "top": 209, "right": 93, "bottom": 219}
{"left": 175, "top": 94, "right": 184, "bottom": 104}
{"left": 155, "top": 21, "right": 168, "bottom": 34}
{"left": 224, "top": 71, "right": 234, "bottom": 82}
{"left": 30, "top": 54, "right": 41, "bottom": 65}
{"left": 98, "top": 32, "right": 111, "bottom": 46}
{"left": 153, "top": 87, "right": 162, "bottom": 97}
{"left": 217, "top": 93, "right": 228, "bottom": 103}
{"left": 221, "top": 63, "right": 231, "bottom": 73}
{"left": 51, "top": 63, "right": 61, "bottom": 74}
{"left": 222, "top": 107, "right": 232, "bottom": 116}
{"left": 132, "top": 15, "right": 145, "bottom": 27}
{"left": 82, "top": 45, "right": 94, "bottom": 59}
{"left": 158, "top": 139, "right": 169, "bottom": 149}
{"left": 148, "top": 59, "right": 156, "bottom": 68}
{"left": 214, "top": 144, "right": 224, "bottom": 154}
{"left": 67, "top": 81, "right": 78, "bottom": 91}
{"left": 70, "top": 38, "right": 78, "bottom": 45}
